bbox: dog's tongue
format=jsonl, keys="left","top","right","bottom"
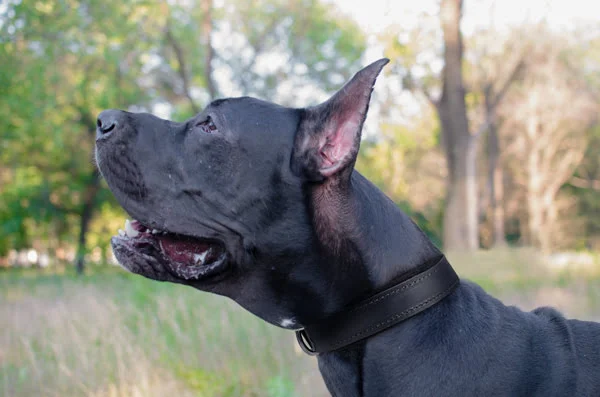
{"left": 158, "top": 235, "right": 212, "bottom": 265}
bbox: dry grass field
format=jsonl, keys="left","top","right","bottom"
{"left": 2, "top": 249, "right": 599, "bottom": 396}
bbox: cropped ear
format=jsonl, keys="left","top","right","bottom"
{"left": 292, "top": 58, "right": 389, "bottom": 181}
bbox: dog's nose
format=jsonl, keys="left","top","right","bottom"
{"left": 96, "top": 109, "right": 122, "bottom": 139}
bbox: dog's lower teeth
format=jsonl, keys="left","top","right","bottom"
{"left": 152, "top": 229, "right": 159, "bottom": 234}
{"left": 193, "top": 251, "right": 209, "bottom": 265}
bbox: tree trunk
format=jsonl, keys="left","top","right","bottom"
{"left": 438, "top": 0, "right": 478, "bottom": 251}
{"left": 465, "top": 133, "right": 482, "bottom": 248}
{"left": 75, "top": 169, "right": 101, "bottom": 275}
{"left": 165, "top": 23, "right": 200, "bottom": 113}
{"left": 491, "top": 159, "right": 507, "bottom": 247}
{"left": 527, "top": 193, "right": 543, "bottom": 248}
{"left": 540, "top": 191, "right": 556, "bottom": 252}
{"left": 487, "top": 111, "right": 507, "bottom": 247}
{"left": 526, "top": 140, "right": 543, "bottom": 248}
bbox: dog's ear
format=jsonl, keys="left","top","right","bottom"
{"left": 292, "top": 58, "right": 389, "bottom": 181}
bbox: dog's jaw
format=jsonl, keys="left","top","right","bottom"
{"left": 110, "top": 218, "right": 230, "bottom": 284}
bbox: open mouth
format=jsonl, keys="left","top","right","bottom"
{"left": 111, "top": 219, "right": 228, "bottom": 281}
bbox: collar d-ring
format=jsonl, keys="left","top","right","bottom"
{"left": 296, "top": 329, "right": 318, "bottom": 356}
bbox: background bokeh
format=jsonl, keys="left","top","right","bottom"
{"left": 1, "top": 0, "right": 599, "bottom": 395}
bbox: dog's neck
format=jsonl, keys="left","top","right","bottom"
{"left": 308, "top": 171, "right": 442, "bottom": 319}
{"left": 308, "top": 171, "right": 444, "bottom": 395}
{"left": 351, "top": 171, "right": 442, "bottom": 288}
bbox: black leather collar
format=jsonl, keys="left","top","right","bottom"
{"left": 296, "top": 256, "right": 460, "bottom": 355}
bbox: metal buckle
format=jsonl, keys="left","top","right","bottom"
{"left": 295, "top": 329, "right": 318, "bottom": 356}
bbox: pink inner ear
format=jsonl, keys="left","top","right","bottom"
{"left": 296, "top": 59, "right": 388, "bottom": 179}
{"left": 318, "top": 118, "right": 360, "bottom": 176}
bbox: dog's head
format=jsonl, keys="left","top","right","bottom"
{"left": 95, "top": 59, "right": 388, "bottom": 328}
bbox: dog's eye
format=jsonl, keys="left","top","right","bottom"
{"left": 195, "top": 116, "right": 217, "bottom": 133}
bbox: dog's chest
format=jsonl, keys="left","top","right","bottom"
{"left": 318, "top": 346, "right": 365, "bottom": 397}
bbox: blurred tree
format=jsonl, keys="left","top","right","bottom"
{"left": 0, "top": 0, "right": 366, "bottom": 269}
{"left": 467, "top": 27, "right": 528, "bottom": 248}
{"left": 381, "top": 0, "right": 523, "bottom": 250}
{"left": 436, "top": 0, "right": 479, "bottom": 251}
{"left": 499, "top": 28, "right": 597, "bottom": 251}
{"left": 221, "top": 0, "right": 365, "bottom": 104}
{"left": 5, "top": 0, "right": 598, "bottom": 265}
{"left": 155, "top": 0, "right": 366, "bottom": 116}
{"left": 567, "top": 27, "right": 600, "bottom": 249}
{"left": 378, "top": 14, "right": 600, "bottom": 253}
{"left": 0, "top": 1, "right": 165, "bottom": 271}
{"left": 569, "top": 124, "right": 600, "bottom": 248}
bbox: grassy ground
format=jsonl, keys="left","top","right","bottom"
{"left": 1, "top": 268, "right": 325, "bottom": 397}
{"left": 2, "top": 249, "right": 600, "bottom": 396}
{"left": 449, "top": 249, "right": 600, "bottom": 320}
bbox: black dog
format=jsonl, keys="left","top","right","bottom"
{"left": 95, "top": 59, "right": 600, "bottom": 396}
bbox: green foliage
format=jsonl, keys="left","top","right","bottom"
{"left": 2, "top": 0, "right": 599, "bottom": 260}
{"left": 266, "top": 375, "right": 299, "bottom": 397}
{"left": 0, "top": 0, "right": 367, "bottom": 263}
{"left": 220, "top": 0, "right": 366, "bottom": 104}
{"left": 0, "top": 0, "right": 160, "bottom": 258}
